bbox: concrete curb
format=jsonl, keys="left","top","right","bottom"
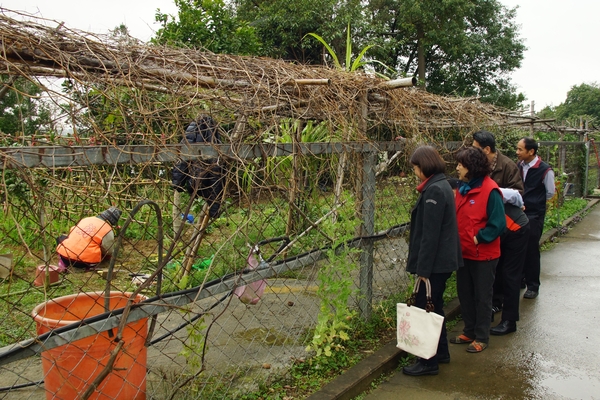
{"left": 307, "top": 198, "right": 599, "bottom": 400}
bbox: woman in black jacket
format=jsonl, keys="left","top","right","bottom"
{"left": 402, "top": 146, "right": 463, "bottom": 376}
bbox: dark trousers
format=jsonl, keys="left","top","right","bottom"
{"left": 414, "top": 272, "right": 452, "bottom": 367}
{"left": 523, "top": 215, "right": 544, "bottom": 292}
{"left": 492, "top": 223, "right": 530, "bottom": 321}
{"left": 457, "top": 258, "right": 498, "bottom": 343}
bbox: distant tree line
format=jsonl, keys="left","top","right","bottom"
{"left": 537, "top": 83, "right": 600, "bottom": 130}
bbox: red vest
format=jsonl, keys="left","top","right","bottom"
{"left": 56, "top": 217, "right": 113, "bottom": 263}
{"left": 455, "top": 177, "right": 501, "bottom": 261}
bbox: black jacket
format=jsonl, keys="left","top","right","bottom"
{"left": 406, "top": 173, "right": 463, "bottom": 278}
{"left": 171, "top": 116, "right": 224, "bottom": 217}
{"left": 518, "top": 158, "right": 551, "bottom": 219}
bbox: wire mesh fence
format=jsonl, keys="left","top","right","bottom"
{"left": 0, "top": 137, "right": 422, "bottom": 399}
{"left": 537, "top": 141, "right": 586, "bottom": 198}
{"left": 0, "top": 135, "right": 593, "bottom": 399}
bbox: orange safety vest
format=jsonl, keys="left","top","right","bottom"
{"left": 56, "top": 217, "right": 113, "bottom": 264}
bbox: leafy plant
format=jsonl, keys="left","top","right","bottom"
{"left": 304, "top": 23, "right": 391, "bottom": 75}
{"left": 544, "top": 197, "right": 588, "bottom": 233}
{"left": 306, "top": 217, "right": 360, "bottom": 357}
{"left": 179, "top": 315, "right": 207, "bottom": 370}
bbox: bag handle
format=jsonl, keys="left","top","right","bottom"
{"left": 406, "top": 277, "right": 435, "bottom": 313}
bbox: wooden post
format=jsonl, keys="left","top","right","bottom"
{"left": 359, "top": 151, "right": 375, "bottom": 321}
{"left": 286, "top": 120, "right": 304, "bottom": 236}
{"left": 181, "top": 203, "right": 210, "bottom": 279}
{"left": 172, "top": 190, "right": 182, "bottom": 237}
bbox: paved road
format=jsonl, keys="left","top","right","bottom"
{"left": 364, "top": 205, "right": 600, "bottom": 400}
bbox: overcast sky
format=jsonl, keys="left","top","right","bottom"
{"left": 1, "top": 0, "right": 598, "bottom": 110}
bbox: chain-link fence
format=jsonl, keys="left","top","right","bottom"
{"left": 0, "top": 138, "right": 422, "bottom": 399}
{"left": 1, "top": 135, "right": 593, "bottom": 399}
{"left": 1, "top": 135, "right": 596, "bottom": 399}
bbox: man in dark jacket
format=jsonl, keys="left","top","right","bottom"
{"left": 473, "top": 131, "right": 523, "bottom": 194}
{"left": 172, "top": 116, "right": 224, "bottom": 218}
{"left": 517, "top": 137, "right": 555, "bottom": 299}
{"left": 473, "top": 131, "right": 528, "bottom": 335}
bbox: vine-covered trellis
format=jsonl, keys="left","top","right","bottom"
{"left": 0, "top": 7, "right": 566, "bottom": 400}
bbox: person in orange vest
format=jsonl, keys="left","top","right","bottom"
{"left": 56, "top": 207, "right": 122, "bottom": 271}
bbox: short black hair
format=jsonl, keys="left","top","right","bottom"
{"left": 472, "top": 130, "right": 496, "bottom": 153}
{"left": 409, "top": 146, "right": 446, "bottom": 178}
{"left": 455, "top": 147, "right": 491, "bottom": 180}
{"left": 521, "top": 137, "right": 538, "bottom": 155}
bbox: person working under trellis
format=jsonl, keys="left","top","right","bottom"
{"left": 56, "top": 206, "right": 122, "bottom": 271}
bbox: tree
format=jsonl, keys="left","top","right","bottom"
{"left": 363, "top": 0, "right": 525, "bottom": 108}
{"left": 0, "top": 75, "right": 53, "bottom": 141}
{"left": 536, "top": 105, "right": 556, "bottom": 120}
{"left": 555, "top": 83, "right": 600, "bottom": 126}
{"left": 153, "top": 0, "right": 262, "bottom": 55}
{"left": 234, "top": 0, "right": 363, "bottom": 63}
{"left": 157, "top": 0, "right": 525, "bottom": 108}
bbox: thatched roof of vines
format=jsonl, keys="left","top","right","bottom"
{"left": 0, "top": 8, "right": 510, "bottom": 144}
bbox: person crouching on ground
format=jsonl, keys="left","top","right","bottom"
{"left": 451, "top": 147, "right": 506, "bottom": 353}
{"left": 56, "top": 206, "right": 122, "bottom": 271}
{"left": 402, "top": 146, "right": 462, "bottom": 376}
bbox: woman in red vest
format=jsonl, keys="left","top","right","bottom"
{"left": 450, "top": 147, "right": 505, "bottom": 353}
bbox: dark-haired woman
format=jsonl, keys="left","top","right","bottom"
{"left": 402, "top": 146, "right": 462, "bottom": 376}
{"left": 450, "top": 147, "right": 506, "bottom": 353}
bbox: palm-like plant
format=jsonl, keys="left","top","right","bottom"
{"left": 304, "top": 23, "right": 394, "bottom": 76}
{"left": 305, "top": 23, "right": 373, "bottom": 72}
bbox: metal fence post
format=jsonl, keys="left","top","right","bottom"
{"left": 359, "top": 151, "right": 376, "bottom": 320}
{"left": 584, "top": 135, "right": 590, "bottom": 196}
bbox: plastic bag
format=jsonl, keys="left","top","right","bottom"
{"left": 233, "top": 247, "right": 266, "bottom": 305}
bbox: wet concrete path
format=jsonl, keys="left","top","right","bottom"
{"left": 364, "top": 206, "right": 600, "bottom": 400}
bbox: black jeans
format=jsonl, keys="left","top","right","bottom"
{"left": 492, "top": 223, "right": 530, "bottom": 321}
{"left": 523, "top": 214, "right": 544, "bottom": 292}
{"left": 457, "top": 258, "right": 498, "bottom": 343}
{"left": 413, "top": 272, "right": 452, "bottom": 367}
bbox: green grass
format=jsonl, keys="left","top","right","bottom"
{"left": 544, "top": 197, "right": 589, "bottom": 233}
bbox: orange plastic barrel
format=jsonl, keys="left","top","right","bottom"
{"left": 32, "top": 291, "right": 148, "bottom": 400}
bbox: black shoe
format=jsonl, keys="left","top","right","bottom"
{"left": 523, "top": 290, "right": 539, "bottom": 299}
{"left": 490, "top": 320, "right": 517, "bottom": 336}
{"left": 438, "top": 355, "right": 450, "bottom": 364}
{"left": 402, "top": 362, "right": 439, "bottom": 376}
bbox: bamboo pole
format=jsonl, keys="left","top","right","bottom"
{"left": 172, "top": 190, "right": 182, "bottom": 238}
{"left": 181, "top": 203, "right": 210, "bottom": 279}
{"left": 380, "top": 77, "right": 417, "bottom": 89}
{"left": 282, "top": 79, "right": 330, "bottom": 86}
